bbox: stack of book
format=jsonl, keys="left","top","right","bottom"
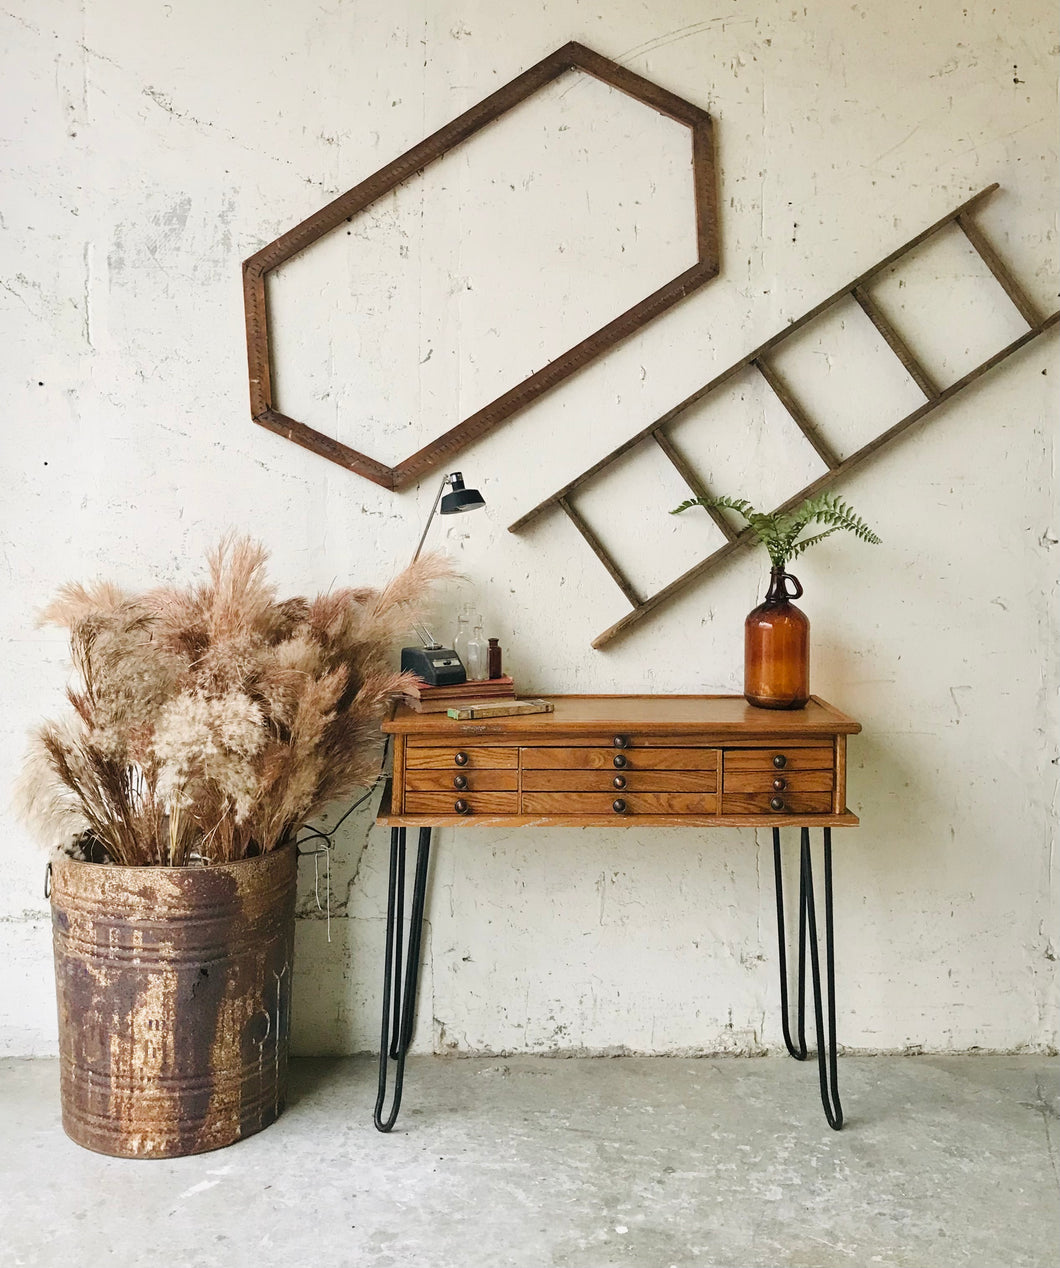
{"left": 401, "top": 675, "right": 516, "bottom": 714}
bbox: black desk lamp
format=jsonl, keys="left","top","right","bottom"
{"left": 401, "top": 472, "right": 486, "bottom": 686}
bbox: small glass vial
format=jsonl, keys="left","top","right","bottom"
{"left": 466, "top": 619, "right": 488, "bottom": 681}
{"left": 486, "top": 637, "right": 502, "bottom": 679}
{"left": 452, "top": 605, "right": 471, "bottom": 669}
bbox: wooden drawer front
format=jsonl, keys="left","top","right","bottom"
{"left": 521, "top": 747, "right": 720, "bottom": 772}
{"left": 405, "top": 746, "right": 518, "bottom": 771}
{"left": 405, "top": 769, "right": 518, "bottom": 792}
{"left": 721, "top": 791, "right": 834, "bottom": 815}
{"left": 723, "top": 746, "right": 833, "bottom": 774}
{"left": 403, "top": 791, "right": 519, "bottom": 815}
{"left": 723, "top": 769, "right": 833, "bottom": 794}
{"left": 522, "top": 769, "right": 717, "bottom": 793}
{"left": 521, "top": 791, "right": 719, "bottom": 816}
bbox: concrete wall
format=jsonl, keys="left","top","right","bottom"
{"left": 1, "top": 0, "right": 1056, "bottom": 1058}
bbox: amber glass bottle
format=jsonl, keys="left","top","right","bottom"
{"left": 744, "top": 568, "right": 809, "bottom": 709}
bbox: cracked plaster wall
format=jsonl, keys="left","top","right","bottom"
{"left": 0, "top": 0, "right": 1056, "bottom": 1059}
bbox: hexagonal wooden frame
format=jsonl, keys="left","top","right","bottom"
{"left": 242, "top": 41, "right": 719, "bottom": 491}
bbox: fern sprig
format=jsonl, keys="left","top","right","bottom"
{"left": 786, "top": 528, "right": 840, "bottom": 561}
{"left": 671, "top": 491, "right": 880, "bottom": 569}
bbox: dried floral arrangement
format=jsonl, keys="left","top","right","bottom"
{"left": 16, "top": 536, "right": 447, "bottom": 867}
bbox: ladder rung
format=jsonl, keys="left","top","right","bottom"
{"left": 558, "top": 496, "right": 643, "bottom": 609}
{"left": 754, "top": 358, "right": 841, "bottom": 471}
{"left": 851, "top": 285, "right": 940, "bottom": 400}
{"left": 956, "top": 213, "right": 1044, "bottom": 329}
{"left": 651, "top": 431, "right": 738, "bottom": 542}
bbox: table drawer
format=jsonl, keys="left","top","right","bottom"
{"left": 403, "top": 791, "right": 520, "bottom": 815}
{"left": 406, "top": 769, "right": 518, "bottom": 792}
{"left": 405, "top": 746, "right": 519, "bottom": 771}
{"left": 721, "top": 791, "right": 834, "bottom": 815}
{"left": 522, "top": 769, "right": 718, "bottom": 793}
{"left": 521, "top": 747, "right": 720, "bottom": 771}
{"left": 521, "top": 792, "right": 719, "bottom": 816}
{"left": 723, "top": 770, "right": 833, "bottom": 793}
{"left": 723, "top": 746, "right": 833, "bottom": 773}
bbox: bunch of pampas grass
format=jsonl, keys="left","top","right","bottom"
{"left": 15, "top": 536, "right": 450, "bottom": 866}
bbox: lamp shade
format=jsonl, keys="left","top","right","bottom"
{"left": 439, "top": 472, "right": 485, "bottom": 515}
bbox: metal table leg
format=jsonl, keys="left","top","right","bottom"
{"left": 374, "top": 826, "right": 432, "bottom": 1132}
{"left": 772, "top": 826, "right": 843, "bottom": 1130}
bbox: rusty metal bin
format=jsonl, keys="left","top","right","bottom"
{"left": 50, "top": 843, "right": 297, "bottom": 1158}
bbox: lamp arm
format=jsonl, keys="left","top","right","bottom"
{"left": 410, "top": 475, "right": 450, "bottom": 565}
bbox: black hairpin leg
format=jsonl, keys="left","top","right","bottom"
{"left": 773, "top": 826, "right": 843, "bottom": 1130}
{"left": 374, "top": 826, "right": 432, "bottom": 1132}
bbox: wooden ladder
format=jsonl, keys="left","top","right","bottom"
{"left": 508, "top": 184, "right": 1058, "bottom": 648}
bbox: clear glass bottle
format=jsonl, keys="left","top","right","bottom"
{"left": 466, "top": 618, "right": 488, "bottom": 681}
{"left": 452, "top": 605, "right": 472, "bottom": 669}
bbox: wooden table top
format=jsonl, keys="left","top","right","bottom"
{"left": 383, "top": 694, "right": 861, "bottom": 738}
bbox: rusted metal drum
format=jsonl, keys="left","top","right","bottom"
{"left": 50, "top": 844, "right": 297, "bottom": 1158}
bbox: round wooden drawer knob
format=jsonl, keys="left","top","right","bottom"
{"left": 773, "top": 777, "right": 786, "bottom": 791}
{"left": 453, "top": 775, "right": 468, "bottom": 790}
{"left": 772, "top": 754, "right": 787, "bottom": 769}
{"left": 769, "top": 796, "right": 786, "bottom": 812}
{"left": 454, "top": 798, "right": 470, "bottom": 814}
{"left": 613, "top": 754, "right": 628, "bottom": 769}
{"left": 613, "top": 735, "right": 629, "bottom": 748}
{"left": 612, "top": 798, "right": 627, "bottom": 814}
{"left": 454, "top": 752, "right": 469, "bottom": 767}
{"left": 612, "top": 775, "right": 627, "bottom": 790}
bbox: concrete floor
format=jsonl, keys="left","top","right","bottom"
{"left": 1, "top": 1055, "right": 1056, "bottom": 1268}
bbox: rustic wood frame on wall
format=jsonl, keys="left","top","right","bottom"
{"left": 242, "top": 41, "right": 719, "bottom": 491}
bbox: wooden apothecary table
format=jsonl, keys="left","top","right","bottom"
{"left": 375, "top": 695, "right": 860, "bottom": 1131}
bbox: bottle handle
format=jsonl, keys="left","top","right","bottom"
{"left": 780, "top": 571, "right": 803, "bottom": 600}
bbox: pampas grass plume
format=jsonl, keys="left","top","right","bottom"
{"left": 15, "top": 539, "right": 452, "bottom": 865}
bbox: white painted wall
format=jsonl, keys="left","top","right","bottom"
{"left": 1, "top": 0, "right": 1056, "bottom": 1058}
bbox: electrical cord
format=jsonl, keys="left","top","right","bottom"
{"left": 294, "top": 734, "right": 392, "bottom": 855}
{"left": 293, "top": 735, "right": 393, "bottom": 942}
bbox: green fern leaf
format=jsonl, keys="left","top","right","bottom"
{"left": 671, "top": 489, "right": 878, "bottom": 566}
{"left": 786, "top": 528, "right": 840, "bottom": 561}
